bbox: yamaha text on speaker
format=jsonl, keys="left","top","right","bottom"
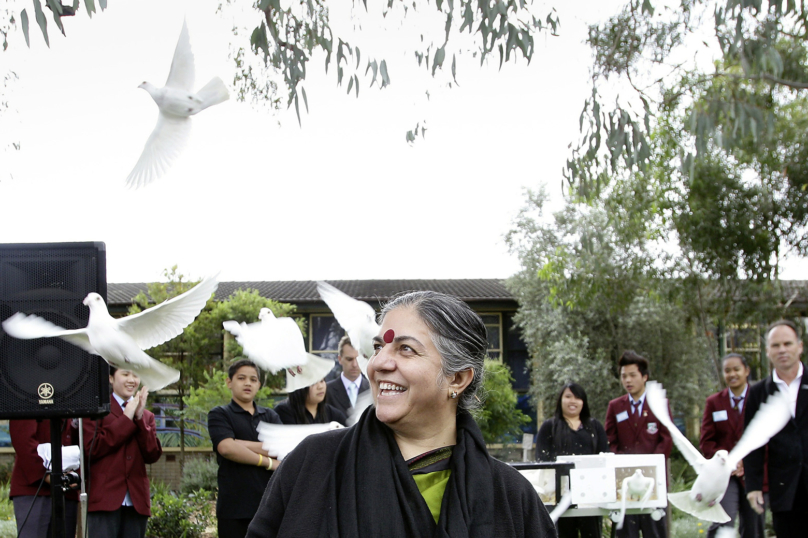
{"left": 0, "top": 242, "right": 110, "bottom": 419}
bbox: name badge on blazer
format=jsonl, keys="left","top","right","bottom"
{"left": 616, "top": 411, "right": 629, "bottom": 423}
{"left": 712, "top": 410, "right": 728, "bottom": 422}
{"left": 647, "top": 422, "right": 658, "bottom": 434}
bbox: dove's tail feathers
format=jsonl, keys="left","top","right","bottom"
{"left": 668, "top": 491, "right": 731, "bottom": 523}
{"left": 197, "top": 77, "right": 229, "bottom": 111}
{"left": 550, "top": 492, "right": 573, "bottom": 524}
{"left": 132, "top": 357, "right": 181, "bottom": 392}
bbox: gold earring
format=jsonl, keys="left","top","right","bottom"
{"left": 449, "top": 391, "right": 458, "bottom": 399}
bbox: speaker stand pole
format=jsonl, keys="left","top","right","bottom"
{"left": 49, "top": 420, "right": 66, "bottom": 538}
{"left": 78, "top": 417, "right": 87, "bottom": 538}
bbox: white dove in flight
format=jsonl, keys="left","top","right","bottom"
{"left": 257, "top": 421, "right": 344, "bottom": 462}
{"left": 222, "top": 308, "right": 310, "bottom": 374}
{"left": 616, "top": 469, "right": 655, "bottom": 529}
{"left": 125, "top": 19, "right": 229, "bottom": 189}
{"left": 2, "top": 275, "right": 219, "bottom": 391}
{"left": 645, "top": 380, "right": 791, "bottom": 523}
{"left": 316, "top": 281, "right": 378, "bottom": 375}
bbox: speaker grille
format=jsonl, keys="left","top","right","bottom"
{"left": 0, "top": 243, "right": 109, "bottom": 419}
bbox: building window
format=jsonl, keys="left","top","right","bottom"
{"left": 480, "top": 313, "right": 502, "bottom": 360}
{"left": 309, "top": 314, "right": 345, "bottom": 362}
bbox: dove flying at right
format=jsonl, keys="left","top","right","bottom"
{"left": 125, "top": 19, "right": 229, "bottom": 189}
{"left": 316, "top": 281, "right": 378, "bottom": 376}
{"left": 222, "top": 308, "right": 310, "bottom": 374}
{"left": 2, "top": 275, "right": 219, "bottom": 391}
{"left": 645, "top": 381, "right": 791, "bottom": 523}
{"left": 257, "top": 421, "right": 344, "bottom": 462}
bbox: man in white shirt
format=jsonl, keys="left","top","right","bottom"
{"left": 326, "top": 336, "right": 370, "bottom": 414}
{"left": 744, "top": 319, "right": 808, "bottom": 538}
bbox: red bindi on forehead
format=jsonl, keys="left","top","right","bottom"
{"left": 383, "top": 329, "right": 395, "bottom": 344}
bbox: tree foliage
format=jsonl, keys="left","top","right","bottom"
{"left": 13, "top": 0, "right": 108, "bottom": 48}
{"left": 227, "top": 0, "right": 559, "bottom": 139}
{"left": 506, "top": 187, "right": 714, "bottom": 421}
{"left": 473, "top": 359, "right": 530, "bottom": 443}
{"left": 568, "top": 0, "right": 808, "bottom": 199}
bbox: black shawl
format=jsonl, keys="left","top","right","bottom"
{"left": 246, "top": 407, "right": 556, "bottom": 538}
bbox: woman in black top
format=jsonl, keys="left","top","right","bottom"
{"left": 274, "top": 379, "right": 348, "bottom": 426}
{"left": 536, "top": 382, "right": 608, "bottom": 538}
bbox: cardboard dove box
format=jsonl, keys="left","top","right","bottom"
{"left": 510, "top": 461, "right": 575, "bottom": 507}
{"left": 556, "top": 453, "right": 667, "bottom": 517}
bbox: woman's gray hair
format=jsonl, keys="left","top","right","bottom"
{"left": 379, "top": 291, "right": 488, "bottom": 410}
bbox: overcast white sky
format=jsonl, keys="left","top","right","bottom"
{"left": 2, "top": 0, "right": 806, "bottom": 284}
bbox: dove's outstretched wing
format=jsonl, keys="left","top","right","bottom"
{"left": 257, "top": 421, "right": 343, "bottom": 461}
{"left": 316, "top": 281, "right": 379, "bottom": 360}
{"left": 646, "top": 381, "right": 707, "bottom": 470}
{"left": 117, "top": 274, "right": 218, "bottom": 350}
{"left": 727, "top": 389, "right": 791, "bottom": 468}
{"left": 125, "top": 113, "right": 192, "bottom": 189}
{"left": 2, "top": 313, "right": 96, "bottom": 354}
{"left": 165, "top": 18, "right": 194, "bottom": 91}
{"left": 549, "top": 492, "right": 573, "bottom": 524}
{"left": 222, "top": 316, "right": 308, "bottom": 374}
{"left": 616, "top": 477, "right": 630, "bottom": 530}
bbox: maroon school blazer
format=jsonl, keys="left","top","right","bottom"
{"left": 700, "top": 388, "right": 745, "bottom": 458}
{"left": 10, "top": 419, "right": 79, "bottom": 500}
{"left": 83, "top": 397, "right": 162, "bottom": 516}
{"left": 604, "top": 393, "right": 672, "bottom": 457}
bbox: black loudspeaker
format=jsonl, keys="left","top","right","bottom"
{"left": 0, "top": 242, "right": 110, "bottom": 419}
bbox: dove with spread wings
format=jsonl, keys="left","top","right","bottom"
{"left": 2, "top": 275, "right": 219, "bottom": 391}
{"left": 645, "top": 381, "right": 791, "bottom": 523}
{"left": 222, "top": 308, "right": 310, "bottom": 375}
{"left": 125, "top": 19, "right": 229, "bottom": 189}
{"left": 316, "top": 281, "right": 377, "bottom": 377}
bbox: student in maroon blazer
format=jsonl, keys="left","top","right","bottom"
{"left": 604, "top": 351, "right": 672, "bottom": 538}
{"left": 84, "top": 367, "right": 162, "bottom": 538}
{"left": 700, "top": 353, "right": 764, "bottom": 538}
{"left": 9, "top": 419, "right": 79, "bottom": 538}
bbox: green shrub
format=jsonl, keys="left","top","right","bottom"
{"left": 0, "top": 482, "right": 14, "bottom": 537}
{"left": 147, "top": 489, "right": 213, "bottom": 538}
{"left": 473, "top": 360, "right": 531, "bottom": 443}
{"left": 0, "top": 462, "right": 13, "bottom": 486}
{"left": 180, "top": 456, "right": 218, "bottom": 494}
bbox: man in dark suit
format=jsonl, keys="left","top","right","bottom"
{"left": 605, "top": 351, "right": 672, "bottom": 538}
{"left": 700, "top": 353, "right": 763, "bottom": 538}
{"left": 326, "top": 336, "right": 369, "bottom": 415}
{"left": 84, "top": 367, "right": 162, "bottom": 538}
{"left": 745, "top": 319, "right": 808, "bottom": 538}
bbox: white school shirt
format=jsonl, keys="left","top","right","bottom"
{"left": 112, "top": 392, "right": 134, "bottom": 507}
{"left": 772, "top": 362, "right": 804, "bottom": 418}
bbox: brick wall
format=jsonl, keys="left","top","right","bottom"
{"left": 0, "top": 447, "right": 215, "bottom": 491}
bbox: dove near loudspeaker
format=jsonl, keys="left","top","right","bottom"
{"left": 0, "top": 242, "right": 110, "bottom": 419}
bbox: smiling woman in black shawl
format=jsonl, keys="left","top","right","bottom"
{"left": 246, "top": 291, "right": 555, "bottom": 538}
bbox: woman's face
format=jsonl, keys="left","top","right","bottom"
{"left": 307, "top": 379, "right": 327, "bottom": 405}
{"left": 109, "top": 369, "right": 140, "bottom": 400}
{"left": 723, "top": 357, "right": 749, "bottom": 390}
{"left": 560, "top": 388, "right": 583, "bottom": 420}
{"left": 368, "top": 306, "right": 449, "bottom": 431}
